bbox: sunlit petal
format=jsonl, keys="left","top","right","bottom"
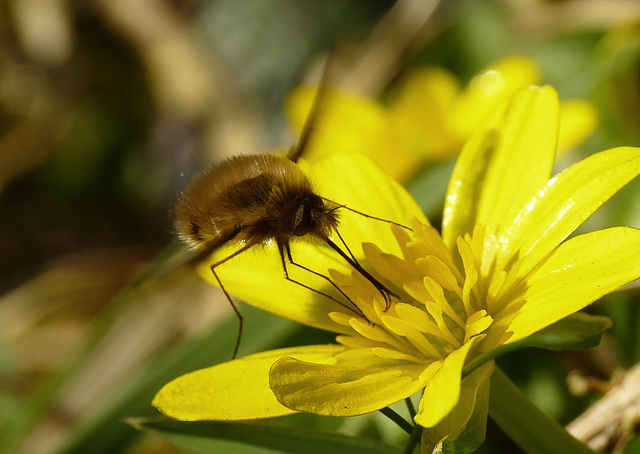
{"left": 287, "top": 86, "right": 420, "bottom": 178}
{"left": 270, "top": 355, "right": 428, "bottom": 416}
{"left": 286, "top": 86, "right": 388, "bottom": 161}
{"left": 506, "top": 227, "right": 640, "bottom": 343}
{"left": 153, "top": 345, "right": 344, "bottom": 420}
{"left": 443, "top": 86, "right": 558, "bottom": 263}
{"left": 389, "top": 67, "right": 461, "bottom": 159}
{"left": 557, "top": 99, "right": 599, "bottom": 155}
{"left": 450, "top": 56, "right": 541, "bottom": 138}
{"left": 421, "top": 361, "right": 494, "bottom": 453}
{"left": 415, "top": 336, "right": 483, "bottom": 427}
{"left": 498, "top": 147, "right": 640, "bottom": 275}
{"left": 303, "top": 153, "right": 428, "bottom": 257}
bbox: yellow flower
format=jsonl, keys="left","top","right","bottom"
{"left": 287, "top": 56, "right": 599, "bottom": 181}
{"left": 153, "top": 86, "right": 640, "bottom": 450}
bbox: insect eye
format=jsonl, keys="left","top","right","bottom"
{"left": 292, "top": 202, "right": 313, "bottom": 237}
{"left": 292, "top": 195, "right": 322, "bottom": 236}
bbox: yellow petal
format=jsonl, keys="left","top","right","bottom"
{"left": 389, "top": 67, "right": 461, "bottom": 159}
{"left": 415, "top": 335, "right": 483, "bottom": 427}
{"left": 285, "top": 85, "right": 388, "bottom": 161}
{"left": 489, "top": 55, "right": 541, "bottom": 86}
{"left": 270, "top": 355, "right": 428, "bottom": 416}
{"left": 497, "top": 146, "right": 640, "bottom": 275}
{"left": 287, "top": 86, "right": 420, "bottom": 179}
{"left": 421, "top": 361, "right": 494, "bottom": 453}
{"left": 442, "top": 86, "right": 559, "bottom": 266}
{"left": 304, "top": 153, "right": 428, "bottom": 258}
{"left": 391, "top": 67, "right": 460, "bottom": 122}
{"left": 557, "top": 99, "right": 599, "bottom": 155}
{"left": 152, "top": 345, "right": 344, "bottom": 421}
{"left": 450, "top": 56, "right": 541, "bottom": 139}
{"left": 506, "top": 227, "right": 640, "bottom": 344}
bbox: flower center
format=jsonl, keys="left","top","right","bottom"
{"left": 329, "top": 217, "right": 510, "bottom": 364}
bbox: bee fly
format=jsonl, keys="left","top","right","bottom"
{"left": 174, "top": 58, "right": 409, "bottom": 358}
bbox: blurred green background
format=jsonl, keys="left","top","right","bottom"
{"left": 1, "top": 1, "right": 640, "bottom": 453}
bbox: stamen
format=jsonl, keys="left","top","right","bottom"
{"left": 391, "top": 223, "right": 415, "bottom": 261}
{"left": 379, "top": 314, "right": 441, "bottom": 358}
{"left": 372, "top": 347, "right": 423, "bottom": 363}
{"left": 486, "top": 270, "right": 507, "bottom": 312}
{"left": 336, "top": 334, "right": 384, "bottom": 350}
{"left": 394, "top": 303, "right": 432, "bottom": 330}
{"left": 329, "top": 269, "right": 374, "bottom": 303}
{"left": 350, "top": 318, "right": 407, "bottom": 351}
{"left": 329, "top": 270, "right": 380, "bottom": 322}
{"left": 403, "top": 280, "right": 431, "bottom": 305}
{"left": 469, "top": 225, "right": 487, "bottom": 297}
{"left": 457, "top": 237, "right": 479, "bottom": 317}
{"left": 371, "top": 294, "right": 390, "bottom": 321}
{"left": 424, "top": 301, "right": 460, "bottom": 347}
{"left": 423, "top": 277, "right": 465, "bottom": 328}
{"left": 326, "top": 218, "right": 506, "bottom": 369}
{"left": 415, "top": 256, "right": 462, "bottom": 292}
{"left": 381, "top": 311, "right": 437, "bottom": 340}
{"left": 329, "top": 311, "right": 354, "bottom": 327}
{"left": 363, "top": 242, "right": 422, "bottom": 283}
{"left": 463, "top": 310, "right": 494, "bottom": 343}
{"left": 411, "top": 218, "right": 456, "bottom": 266}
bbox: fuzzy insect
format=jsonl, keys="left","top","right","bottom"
{"left": 174, "top": 58, "right": 406, "bottom": 357}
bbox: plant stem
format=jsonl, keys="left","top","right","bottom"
{"left": 403, "top": 425, "right": 422, "bottom": 454}
{"left": 379, "top": 407, "right": 413, "bottom": 435}
{"left": 405, "top": 397, "right": 416, "bottom": 419}
{"left": 489, "top": 368, "right": 597, "bottom": 454}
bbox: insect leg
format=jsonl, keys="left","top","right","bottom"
{"left": 209, "top": 241, "right": 257, "bottom": 358}
{"left": 277, "top": 242, "right": 369, "bottom": 321}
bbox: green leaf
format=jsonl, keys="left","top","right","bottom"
{"left": 129, "top": 417, "right": 404, "bottom": 454}
{"left": 489, "top": 368, "right": 597, "bottom": 454}
{"left": 463, "top": 313, "right": 611, "bottom": 377}
{"left": 525, "top": 312, "right": 612, "bottom": 351}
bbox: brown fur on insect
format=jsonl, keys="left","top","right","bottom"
{"left": 174, "top": 154, "right": 341, "bottom": 254}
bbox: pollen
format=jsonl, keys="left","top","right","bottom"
{"left": 331, "top": 217, "right": 515, "bottom": 364}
